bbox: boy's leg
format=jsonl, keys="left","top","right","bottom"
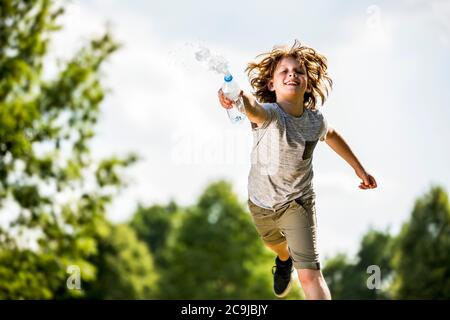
{"left": 265, "top": 240, "right": 293, "bottom": 298}
{"left": 276, "top": 196, "right": 332, "bottom": 300}
{"left": 265, "top": 239, "right": 331, "bottom": 299}
{"left": 297, "top": 269, "right": 331, "bottom": 300}
{"left": 264, "top": 240, "right": 290, "bottom": 261}
{"left": 247, "top": 199, "right": 294, "bottom": 297}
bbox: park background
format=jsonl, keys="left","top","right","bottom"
{"left": 0, "top": 0, "right": 449, "bottom": 299}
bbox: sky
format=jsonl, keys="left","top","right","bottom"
{"left": 10, "top": 0, "right": 450, "bottom": 259}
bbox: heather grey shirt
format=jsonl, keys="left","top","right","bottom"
{"left": 248, "top": 103, "right": 328, "bottom": 210}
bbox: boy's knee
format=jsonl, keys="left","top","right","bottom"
{"left": 297, "top": 269, "right": 323, "bottom": 286}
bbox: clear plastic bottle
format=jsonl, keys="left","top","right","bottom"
{"left": 221, "top": 73, "right": 246, "bottom": 124}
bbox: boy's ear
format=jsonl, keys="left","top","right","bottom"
{"left": 267, "top": 80, "right": 274, "bottom": 91}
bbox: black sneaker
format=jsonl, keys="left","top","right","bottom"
{"left": 272, "top": 256, "right": 293, "bottom": 298}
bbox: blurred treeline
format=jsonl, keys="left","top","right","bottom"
{"left": 0, "top": 0, "right": 449, "bottom": 300}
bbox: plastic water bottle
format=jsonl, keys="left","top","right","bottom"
{"left": 221, "top": 73, "right": 246, "bottom": 124}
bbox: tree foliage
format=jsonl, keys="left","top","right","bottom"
{"left": 392, "top": 186, "right": 450, "bottom": 299}
{"left": 324, "top": 185, "right": 450, "bottom": 300}
{"left": 148, "top": 181, "right": 275, "bottom": 299}
{"left": 0, "top": 0, "right": 155, "bottom": 299}
{"left": 323, "top": 230, "right": 394, "bottom": 300}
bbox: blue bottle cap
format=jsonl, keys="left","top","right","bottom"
{"left": 224, "top": 74, "right": 233, "bottom": 82}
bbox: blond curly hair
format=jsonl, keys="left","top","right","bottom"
{"left": 245, "top": 39, "right": 332, "bottom": 110}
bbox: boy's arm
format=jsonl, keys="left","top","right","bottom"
{"left": 218, "top": 89, "right": 268, "bottom": 127}
{"left": 324, "top": 127, "right": 378, "bottom": 190}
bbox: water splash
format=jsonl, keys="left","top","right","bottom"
{"left": 166, "top": 42, "right": 231, "bottom": 76}
{"left": 193, "top": 44, "right": 230, "bottom": 75}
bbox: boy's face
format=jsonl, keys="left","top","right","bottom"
{"left": 268, "top": 56, "right": 307, "bottom": 101}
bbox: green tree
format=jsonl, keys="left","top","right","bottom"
{"left": 323, "top": 253, "right": 354, "bottom": 299}
{"left": 392, "top": 186, "right": 450, "bottom": 299}
{"left": 130, "top": 201, "right": 178, "bottom": 268}
{"left": 158, "top": 180, "right": 276, "bottom": 299}
{"left": 0, "top": 0, "right": 155, "bottom": 299}
{"left": 84, "top": 224, "right": 158, "bottom": 299}
{"left": 323, "top": 229, "right": 394, "bottom": 299}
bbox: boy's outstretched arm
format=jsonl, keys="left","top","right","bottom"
{"left": 217, "top": 89, "right": 268, "bottom": 127}
{"left": 324, "top": 127, "right": 378, "bottom": 190}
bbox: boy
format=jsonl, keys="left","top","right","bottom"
{"left": 217, "top": 40, "right": 377, "bottom": 300}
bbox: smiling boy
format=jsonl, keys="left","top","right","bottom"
{"left": 218, "top": 40, "right": 377, "bottom": 300}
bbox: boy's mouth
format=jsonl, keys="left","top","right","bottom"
{"left": 284, "top": 80, "right": 299, "bottom": 87}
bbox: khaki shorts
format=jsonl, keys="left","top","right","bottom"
{"left": 247, "top": 195, "right": 321, "bottom": 270}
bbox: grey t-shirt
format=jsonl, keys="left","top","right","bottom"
{"left": 248, "top": 103, "right": 328, "bottom": 210}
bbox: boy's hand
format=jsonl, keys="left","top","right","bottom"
{"left": 218, "top": 89, "right": 254, "bottom": 110}
{"left": 217, "top": 89, "right": 267, "bottom": 127}
{"left": 355, "top": 167, "right": 377, "bottom": 190}
{"left": 217, "top": 88, "right": 234, "bottom": 109}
